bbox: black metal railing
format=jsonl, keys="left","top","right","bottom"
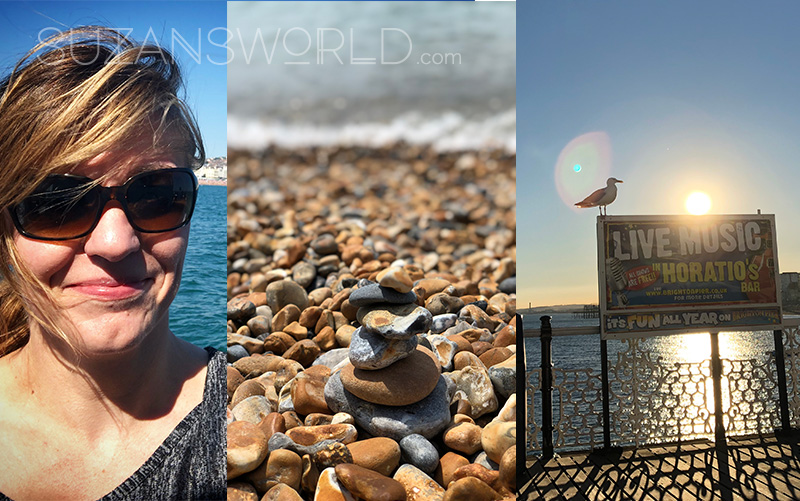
{"left": 524, "top": 316, "right": 800, "bottom": 459}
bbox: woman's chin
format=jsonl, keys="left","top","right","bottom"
{"left": 64, "top": 311, "right": 167, "bottom": 358}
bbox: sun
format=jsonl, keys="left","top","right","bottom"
{"left": 686, "top": 191, "right": 712, "bottom": 215}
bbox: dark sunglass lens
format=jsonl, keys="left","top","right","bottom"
{"left": 126, "top": 170, "right": 195, "bottom": 232}
{"left": 14, "top": 177, "right": 98, "bottom": 239}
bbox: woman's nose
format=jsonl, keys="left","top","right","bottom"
{"left": 82, "top": 204, "right": 141, "bottom": 262}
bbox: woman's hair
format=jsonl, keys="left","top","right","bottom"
{"left": 0, "top": 26, "right": 205, "bottom": 356}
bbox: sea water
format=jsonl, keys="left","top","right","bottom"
{"left": 227, "top": 1, "right": 516, "bottom": 153}
{"left": 523, "top": 312, "right": 783, "bottom": 375}
{"left": 170, "top": 184, "right": 226, "bottom": 351}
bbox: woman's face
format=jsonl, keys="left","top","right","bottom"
{"left": 13, "top": 143, "right": 190, "bottom": 356}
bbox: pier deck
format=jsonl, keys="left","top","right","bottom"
{"left": 520, "top": 433, "right": 800, "bottom": 500}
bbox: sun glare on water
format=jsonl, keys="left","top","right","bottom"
{"left": 686, "top": 191, "right": 712, "bottom": 215}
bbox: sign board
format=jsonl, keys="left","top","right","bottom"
{"left": 597, "top": 215, "right": 782, "bottom": 339}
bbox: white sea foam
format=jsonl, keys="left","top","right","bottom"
{"left": 227, "top": 108, "right": 516, "bottom": 153}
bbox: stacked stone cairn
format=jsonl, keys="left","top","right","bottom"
{"left": 226, "top": 145, "right": 516, "bottom": 501}
{"left": 227, "top": 265, "right": 516, "bottom": 501}
{"left": 324, "top": 270, "right": 451, "bottom": 442}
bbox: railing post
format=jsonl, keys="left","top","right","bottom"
{"left": 601, "top": 338, "right": 611, "bottom": 449}
{"left": 710, "top": 331, "right": 727, "bottom": 444}
{"left": 540, "top": 315, "right": 554, "bottom": 460}
{"left": 516, "top": 313, "right": 528, "bottom": 483}
{"left": 774, "top": 329, "right": 791, "bottom": 433}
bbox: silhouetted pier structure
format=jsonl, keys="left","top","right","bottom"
{"left": 521, "top": 433, "right": 800, "bottom": 499}
{"left": 519, "top": 315, "right": 800, "bottom": 500}
{"left": 572, "top": 304, "right": 599, "bottom": 319}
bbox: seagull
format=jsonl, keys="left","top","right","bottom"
{"left": 575, "top": 177, "right": 623, "bottom": 216}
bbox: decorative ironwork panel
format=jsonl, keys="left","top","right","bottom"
{"left": 525, "top": 325, "right": 793, "bottom": 456}
{"left": 722, "top": 357, "right": 780, "bottom": 435}
{"left": 783, "top": 320, "right": 800, "bottom": 428}
{"left": 526, "top": 368, "right": 541, "bottom": 456}
{"left": 551, "top": 368, "right": 604, "bottom": 450}
{"left": 650, "top": 360, "right": 714, "bottom": 443}
{"left": 606, "top": 338, "right": 686, "bottom": 447}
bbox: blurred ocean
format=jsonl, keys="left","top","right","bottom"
{"left": 227, "top": 1, "right": 516, "bottom": 152}
{"left": 170, "top": 185, "right": 226, "bottom": 351}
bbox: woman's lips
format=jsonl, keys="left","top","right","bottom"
{"left": 66, "top": 279, "right": 151, "bottom": 300}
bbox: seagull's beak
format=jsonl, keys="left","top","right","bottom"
{"left": 616, "top": 179, "right": 623, "bottom": 183}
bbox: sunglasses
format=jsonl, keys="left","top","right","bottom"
{"left": 9, "top": 167, "right": 198, "bottom": 241}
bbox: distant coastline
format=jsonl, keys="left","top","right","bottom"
{"left": 198, "top": 178, "right": 226, "bottom": 186}
{"left": 196, "top": 156, "right": 226, "bottom": 187}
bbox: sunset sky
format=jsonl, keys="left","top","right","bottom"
{"left": 518, "top": 0, "right": 800, "bottom": 308}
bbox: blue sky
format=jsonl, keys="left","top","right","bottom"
{"left": 0, "top": 1, "right": 227, "bottom": 157}
{"left": 519, "top": 0, "right": 800, "bottom": 307}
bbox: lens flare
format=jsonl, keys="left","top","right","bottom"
{"left": 686, "top": 191, "right": 712, "bottom": 215}
{"left": 554, "top": 132, "right": 612, "bottom": 210}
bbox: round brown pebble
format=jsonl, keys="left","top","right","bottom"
{"left": 272, "top": 304, "right": 302, "bottom": 333}
{"left": 231, "top": 379, "right": 267, "bottom": 409}
{"left": 452, "top": 464, "right": 499, "bottom": 488}
{"left": 262, "top": 482, "right": 303, "bottom": 500}
{"left": 443, "top": 476, "right": 501, "bottom": 501}
{"left": 228, "top": 297, "right": 256, "bottom": 323}
{"left": 227, "top": 481, "right": 259, "bottom": 501}
{"left": 497, "top": 446, "right": 515, "bottom": 493}
{"left": 453, "top": 351, "right": 486, "bottom": 372}
{"left": 266, "top": 280, "right": 309, "bottom": 313}
{"left": 227, "top": 366, "right": 245, "bottom": 401}
{"left": 443, "top": 421, "right": 483, "bottom": 455}
{"left": 258, "top": 412, "right": 286, "bottom": 438}
{"left": 436, "top": 452, "right": 469, "bottom": 489}
{"left": 376, "top": 266, "right": 414, "bottom": 293}
{"left": 492, "top": 324, "right": 515, "bottom": 348}
{"left": 227, "top": 421, "right": 269, "bottom": 479}
{"left": 334, "top": 463, "right": 407, "bottom": 501}
{"left": 478, "top": 347, "right": 512, "bottom": 368}
{"left": 286, "top": 423, "right": 357, "bottom": 446}
{"left": 481, "top": 420, "right": 515, "bottom": 464}
{"left": 347, "top": 437, "right": 401, "bottom": 477}
{"left": 246, "top": 448, "right": 302, "bottom": 493}
{"left": 314, "top": 467, "right": 347, "bottom": 500}
{"left": 282, "top": 339, "right": 321, "bottom": 367}
{"left": 291, "top": 371, "right": 330, "bottom": 416}
{"left": 393, "top": 464, "right": 444, "bottom": 501}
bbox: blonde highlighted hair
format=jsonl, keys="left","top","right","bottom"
{"left": 0, "top": 26, "right": 205, "bottom": 356}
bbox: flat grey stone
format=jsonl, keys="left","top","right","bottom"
{"left": 227, "top": 344, "right": 249, "bottom": 363}
{"left": 499, "top": 276, "right": 515, "bottom": 294}
{"left": 349, "top": 327, "right": 417, "bottom": 370}
{"left": 488, "top": 364, "right": 516, "bottom": 399}
{"left": 441, "top": 320, "right": 474, "bottom": 337}
{"left": 324, "top": 372, "right": 450, "bottom": 441}
{"left": 349, "top": 283, "right": 417, "bottom": 307}
{"left": 430, "top": 314, "right": 458, "bottom": 334}
{"left": 312, "top": 347, "right": 351, "bottom": 370}
{"left": 358, "top": 304, "right": 432, "bottom": 339}
{"left": 399, "top": 434, "right": 439, "bottom": 474}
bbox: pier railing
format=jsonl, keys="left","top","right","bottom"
{"left": 525, "top": 316, "right": 800, "bottom": 459}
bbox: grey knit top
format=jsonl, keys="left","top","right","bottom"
{"left": 0, "top": 347, "right": 226, "bottom": 501}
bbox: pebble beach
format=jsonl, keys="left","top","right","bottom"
{"left": 226, "top": 144, "right": 516, "bottom": 501}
